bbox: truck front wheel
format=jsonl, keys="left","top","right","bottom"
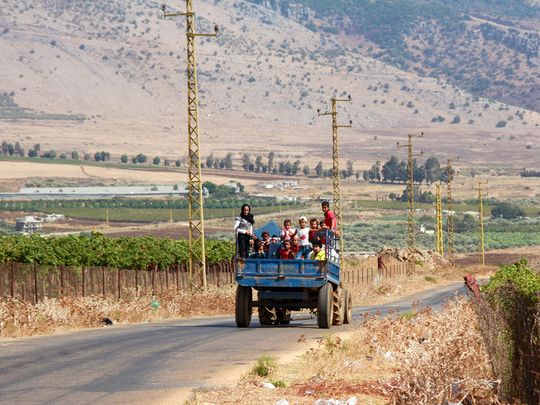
{"left": 235, "top": 285, "right": 252, "bottom": 328}
{"left": 317, "top": 283, "right": 333, "bottom": 329}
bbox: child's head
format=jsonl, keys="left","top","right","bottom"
{"left": 254, "top": 240, "right": 264, "bottom": 252}
{"left": 310, "top": 218, "right": 319, "bottom": 229}
{"left": 283, "top": 219, "right": 292, "bottom": 228}
{"left": 321, "top": 201, "right": 330, "bottom": 212}
{"left": 292, "top": 235, "right": 299, "bottom": 245}
{"left": 282, "top": 240, "right": 292, "bottom": 250}
{"left": 321, "top": 220, "right": 328, "bottom": 229}
{"left": 312, "top": 241, "right": 322, "bottom": 253}
{"left": 261, "top": 231, "right": 269, "bottom": 240}
{"left": 249, "top": 238, "right": 255, "bottom": 247}
{"left": 298, "top": 216, "right": 307, "bottom": 228}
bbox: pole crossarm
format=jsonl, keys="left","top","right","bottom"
{"left": 317, "top": 95, "right": 352, "bottom": 259}
{"left": 163, "top": 0, "right": 217, "bottom": 291}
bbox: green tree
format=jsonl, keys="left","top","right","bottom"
{"left": 121, "top": 154, "right": 128, "bottom": 163}
{"left": 206, "top": 153, "right": 214, "bottom": 169}
{"left": 491, "top": 202, "right": 525, "bottom": 219}
{"left": 175, "top": 159, "right": 181, "bottom": 167}
{"left": 224, "top": 153, "right": 233, "bottom": 169}
{"left": 41, "top": 150, "right": 57, "bottom": 159}
{"left": 153, "top": 156, "right": 161, "bottom": 165}
{"left": 14, "top": 142, "right": 24, "bottom": 156}
{"left": 71, "top": 151, "right": 79, "bottom": 160}
{"left": 315, "top": 161, "right": 323, "bottom": 177}
{"left": 135, "top": 153, "right": 147, "bottom": 164}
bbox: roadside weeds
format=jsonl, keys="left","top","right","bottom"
{"left": 190, "top": 299, "right": 502, "bottom": 405}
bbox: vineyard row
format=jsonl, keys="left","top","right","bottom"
{"left": 0, "top": 234, "right": 236, "bottom": 268}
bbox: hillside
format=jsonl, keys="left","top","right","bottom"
{"left": 0, "top": 0, "right": 538, "bottom": 170}
{"left": 253, "top": 0, "right": 540, "bottom": 113}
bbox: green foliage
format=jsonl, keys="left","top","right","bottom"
{"left": 492, "top": 202, "right": 525, "bottom": 219}
{"left": 483, "top": 259, "right": 540, "bottom": 303}
{"left": 252, "top": 355, "right": 277, "bottom": 377}
{"left": 0, "top": 92, "right": 85, "bottom": 121}
{"left": 0, "top": 234, "right": 235, "bottom": 268}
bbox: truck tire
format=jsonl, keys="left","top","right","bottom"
{"left": 317, "top": 283, "right": 333, "bottom": 329}
{"left": 332, "top": 287, "right": 345, "bottom": 326}
{"left": 276, "top": 308, "right": 291, "bottom": 325}
{"left": 258, "top": 307, "right": 276, "bottom": 326}
{"left": 343, "top": 289, "right": 353, "bottom": 324}
{"left": 235, "top": 285, "right": 252, "bottom": 328}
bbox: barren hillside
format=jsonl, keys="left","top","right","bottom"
{"left": 0, "top": 0, "right": 538, "bottom": 168}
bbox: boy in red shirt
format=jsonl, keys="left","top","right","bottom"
{"left": 321, "top": 201, "right": 337, "bottom": 231}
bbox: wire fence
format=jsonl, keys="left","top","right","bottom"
{"left": 0, "top": 256, "right": 409, "bottom": 303}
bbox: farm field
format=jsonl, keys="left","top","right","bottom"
{"left": 42, "top": 205, "right": 290, "bottom": 223}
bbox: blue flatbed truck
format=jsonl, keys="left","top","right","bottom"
{"left": 234, "top": 239, "right": 352, "bottom": 329}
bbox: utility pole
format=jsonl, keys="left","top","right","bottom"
{"left": 446, "top": 159, "right": 456, "bottom": 262}
{"left": 397, "top": 133, "right": 423, "bottom": 251}
{"left": 317, "top": 95, "right": 352, "bottom": 258}
{"left": 435, "top": 184, "right": 444, "bottom": 255}
{"left": 163, "top": 1, "right": 218, "bottom": 291}
{"left": 477, "top": 181, "right": 487, "bottom": 266}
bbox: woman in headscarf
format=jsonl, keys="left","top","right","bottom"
{"left": 234, "top": 203, "right": 254, "bottom": 258}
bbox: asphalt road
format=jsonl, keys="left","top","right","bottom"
{"left": 0, "top": 282, "right": 467, "bottom": 405}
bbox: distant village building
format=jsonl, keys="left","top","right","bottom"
{"left": 44, "top": 214, "right": 65, "bottom": 222}
{"left": 257, "top": 180, "right": 298, "bottom": 190}
{"left": 16, "top": 216, "right": 43, "bottom": 234}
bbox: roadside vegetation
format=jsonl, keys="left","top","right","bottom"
{"left": 191, "top": 299, "right": 498, "bottom": 404}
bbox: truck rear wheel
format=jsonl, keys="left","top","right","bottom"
{"left": 258, "top": 306, "right": 276, "bottom": 326}
{"left": 235, "top": 286, "right": 252, "bottom": 328}
{"left": 332, "top": 287, "right": 345, "bottom": 326}
{"left": 343, "top": 289, "right": 353, "bottom": 324}
{"left": 276, "top": 308, "right": 291, "bottom": 325}
{"left": 317, "top": 283, "right": 333, "bottom": 329}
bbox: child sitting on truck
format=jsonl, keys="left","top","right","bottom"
{"left": 309, "top": 241, "right": 326, "bottom": 261}
{"left": 280, "top": 219, "right": 297, "bottom": 241}
{"left": 249, "top": 240, "right": 267, "bottom": 259}
{"left": 279, "top": 240, "right": 296, "bottom": 260}
{"left": 296, "top": 216, "right": 311, "bottom": 259}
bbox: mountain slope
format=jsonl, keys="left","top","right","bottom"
{"left": 0, "top": 0, "right": 538, "bottom": 168}
{"left": 253, "top": 0, "right": 540, "bottom": 112}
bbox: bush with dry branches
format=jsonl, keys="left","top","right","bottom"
{"left": 0, "top": 286, "right": 235, "bottom": 338}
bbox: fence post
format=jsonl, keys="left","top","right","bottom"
{"left": 60, "top": 266, "right": 64, "bottom": 296}
{"left": 33, "top": 261, "right": 38, "bottom": 304}
{"left": 82, "top": 266, "right": 86, "bottom": 297}
{"left": 10, "top": 262, "right": 15, "bottom": 298}
{"left": 101, "top": 267, "right": 105, "bottom": 297}
{"left": 135, "top": 267, "right": 139, "bottom": 295}
{"left": 117, "top": 269, "right": 121, "bottom": 300}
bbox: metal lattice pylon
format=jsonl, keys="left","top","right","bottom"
{"left": 317, "top": 96, "right": 352, "bottom": 259}
{"left": 477, "top": 181, "right": 487, "bottom": 266}
{"left": 446, "top": 159, "right": 455, "bottom": 261}
{"left": 397, "top": 133, "right": 423, "bottom": 251}
{"left": 163, "top": 0, "right": 217, "bottom": 291}
{"left": 435, "top": 184, "right": 444, "bottom": 255}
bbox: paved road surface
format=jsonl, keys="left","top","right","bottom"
{"left": 0, "top": 282, "right": 467, "bottom": 405}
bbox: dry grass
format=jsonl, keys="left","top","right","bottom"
{"left": 192, "top": 299, "right": 502, "bottom": 405}
{"left": 0, "top": 286, "right": 235, "bottom": 338}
